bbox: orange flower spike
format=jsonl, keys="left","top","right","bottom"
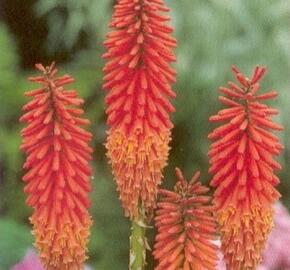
{"left": 20, "top": 63, "right": 93, "bottom": 270}
{"left": 104, "top": 0, "right": 176, "bottom": 220}
{"left": 153, "top": 168, "right": 218, "bottom": 270}
{"left": 208, "top": 66, "right": 283, "bottom": 270}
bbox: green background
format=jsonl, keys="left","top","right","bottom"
{"left": 0, "top": 0, "right": 289, "bottom": 269}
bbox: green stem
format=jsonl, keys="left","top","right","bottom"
{"left": 129, "top": 217, "right": 147, "bottom": 270}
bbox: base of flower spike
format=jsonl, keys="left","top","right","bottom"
{"left": 31, "top": 212, "right": 92, "bottom": 270}
{"left": 106, "top": 128, "right": 171, "bottom": 220}
{"left": 218, "top": 205, "right": 273, "bottom": 270}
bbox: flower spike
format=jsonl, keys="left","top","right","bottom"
{"left": 20, "top": 63, "right": 92, "bottom": 270}
{"left": 103, "top": 0, "right": 176, "bottom": 220}
{"left": 153, "top": 168, "right": 218, "bottom": 270}
{"left": 208, "top": 66, "right": 283, "bottom": 270}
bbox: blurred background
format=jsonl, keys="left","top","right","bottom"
{"left": 0, "top": 0, "right": 289, "bottom": 269}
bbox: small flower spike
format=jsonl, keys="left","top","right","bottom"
{"left": 153, "top": 168, "right": 218, "bottom": 270}
{"left": 208, "top": 66, "right": 283, "bottom": 270}
{"left": 20, "top": 63, "right": 93, "bottom": 270}
{"left": 103, "top": 0, "right": 177, "bottom": 220}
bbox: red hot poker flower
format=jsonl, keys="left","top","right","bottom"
{"left": 103, "top": 0, "right": 176, "bottom": 220}
{"left": 208, "top": 66, "right": 283, "bottom": 270}
{"left": 20, "top": 63, "right": 92, "bottom": 270}
{"left": 153, "top": 168, "right": 218, "bottom": 270}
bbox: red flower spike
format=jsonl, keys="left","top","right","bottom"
{"left": 208, "top": 65, "right": 283, "bottom": 270}
{"left": 153, "top": 168, "right": 218, "bottom": 270}
{"left": 20, "top": 63, "right": 93, "bottom": 270}
{"left": 104, "top": 0, "right": 176, "bottom": 220}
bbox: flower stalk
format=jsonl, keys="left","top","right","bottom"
{"left": 130, "top": 216, "right": 147, "bottom": 270}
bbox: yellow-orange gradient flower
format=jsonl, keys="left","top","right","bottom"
{"left": 103, "top": 0, "right": 176, "bottom": 220}
{"left": 20, "top": 63, "right": 92, "bottom": 270}
{"left": 153, "top": 168, "right": 218, "bottom": 270}
{"left": 208, "top": 66, "right": 283, "bottom": 270}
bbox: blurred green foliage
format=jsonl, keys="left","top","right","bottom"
{"left": 0, "top": 219, "right": 33, "bottom": 269}
{"left": 0, "top": 0, "right": 290, "bottom": 269}
{"left": 35, "top": 0, "right": 112, "bottom": 51}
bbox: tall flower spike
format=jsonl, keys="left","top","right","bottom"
{"left": 153, "top": 168, "right": 218, "bottom": 270}
{"left": 103, "top": 0, "right": 177, "bottom": 220}
{"left": 208, "top": 66, "right": 283, "bottom": 270}
{"left": 20, "top": 63, "right": 93, "bottom": 270}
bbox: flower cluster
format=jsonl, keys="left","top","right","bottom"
{"left": 18, "top": 0, "right": 287, "bottom": 267}
{"left": 153, "top": 168, "right": 218, "bottom": 270}
{"left": 103, "top": 0, "right": 177, "bottom": 220}
{"left": 20, "top": 63, "right": 92, "bottom": 269}
{"left": 208, "top": 66, "right": 283, "bottom": 269}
